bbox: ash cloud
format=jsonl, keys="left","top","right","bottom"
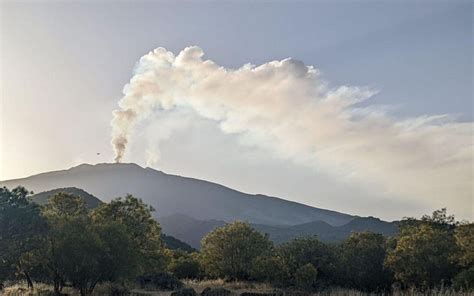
{"left": 111, "top": 46, "right": 473, "bottom": 218}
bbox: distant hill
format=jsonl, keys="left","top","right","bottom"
{"left": 158, "top": 214, "right": 226, "bottom": 249}
{"left": 161, "top": 233, "right": 196, "bottom": 253}
{"left": 30, "top": 187, "right": 102, "bottom": 208}
{"left": 254, "top": 216, "right": 398, "bottom": 245}
{"left": 159, "top": 214, "right": 398, "bottom": 249}
{"left": 0, "top": 163, "right": 355, "bottom": 226}
{"left": 29, "top": 186, "right": 195, "bottom": 252}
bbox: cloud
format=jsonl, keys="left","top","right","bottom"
{"left": 111, "top": 46, "right": 473, "bottom": 219}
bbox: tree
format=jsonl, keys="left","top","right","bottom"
{"left": 0, "top": 187, "right": 47, "bottom": 288}
{"left": 250, "top": 254, "right": 289, "bottom": 283}
{"left": 274, "top": 237, "right": 335, "bottom": 286}
{"left": 385, "top": 210, "right": 458, "bottom": 288}
{"left": 91, "top": 194, "right": 167, "bottom": 273}
{"left": 452, "top": 223, "right": 474, "bottom": 291}
{"left": 454, "top": 223, "right": 474, "bottom": 268}
{"left": 43, "top": 192, "right": 140, "bottom": 295}
{"left": 200, "top": 221, "right": 272, "bottom": 280}
{"left": 295, "top": 263, "right": 318, "bottom": 291}
{"left": 43, "top": 192, "right": 88, "bottom": 218}
{"left": 337, "top": 232, "right": 392, "bottom": 291}
{"left": 168, "top": 250, "right": 201, "bottom": 279}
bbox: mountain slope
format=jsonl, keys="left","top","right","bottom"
{"left": 160, "top": 214, "right": 398, "bottom": 249}
{"left": 30, "top": 187, "right": 102, "bottom": 208}
{"left": 29, "top": 186, "right": 195, "bottom": 252}
{"left": 0, "top": 163, "right": 354, "bottom": 226}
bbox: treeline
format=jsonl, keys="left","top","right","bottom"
{"left": 0, "top": 187, "right": 472, "bottom": 295}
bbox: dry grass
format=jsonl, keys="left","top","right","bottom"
{"left": 184, "top": 279, "right": 273, "bottom": 293}
{"left": 1, "top": 281, "right": 76, "bottom": 295}
{"left": 1, "top": 281, "right": 472, "bottom": 296}
{"left": 309, "top": 287, "right": 473, "bottom": 296}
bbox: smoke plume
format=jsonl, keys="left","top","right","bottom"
{"left": 111, "top": 46, "right": 473, "bottom": 217}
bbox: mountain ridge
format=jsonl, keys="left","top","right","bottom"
{"left": 0, "top": 163, "right": 354, "bottom": 226}
{"left": 159, "top": 213, "right": 398, "bottom": 249}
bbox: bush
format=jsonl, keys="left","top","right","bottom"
{"left": 453, "top": 267, "right": 474, "bottom": 291}
{"left": 201, "top": 287, "right": 231, "bottom": 296}
{"left": 295, "top": 263, "right": 318, "bottom": 291}
{"left": 171, "top": 287, "right": 197, "bottom": 296}
{"left": 136, "top": 272, "right": 183, "bottom": 290}
{"left": 169, "top": 253, "right": 201, "bottom": 279}
{"left": 94, "top": 282, "right": 130, "bottom": 296}
{"left": 200, "top": 222, "right": 272, "bottom": 280}
{"left": 240, "top": 292, "right": 283, "bottom": 296}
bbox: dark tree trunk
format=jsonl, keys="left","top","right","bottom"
{"left": 24, "top": 271, "right": 34, "bottom": 289}
{"left": 54, "top": 279, "right": 60, "bottom": 295}
{"left": 18, "top": 262, "right": 33, "bottom": 290}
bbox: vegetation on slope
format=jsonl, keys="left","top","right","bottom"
{"left": 1, "top": 186, "right": 473, "bottom": 295}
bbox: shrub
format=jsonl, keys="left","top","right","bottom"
{"left": 453, "top": 267, "right": 474, "bottom": 291}
{"left": 136, "top": 272, "right": 183, "bottom": 290}
{"left": 201, "top": 287, "right": 231, "bottom": 296}
{"left": 169, "top": 252, "right": 201, "bottom": 279}
{"left": 171, "top": 287, "right": 197, "bottom": 296}
{"left": 294, "top": 263, "right": 318, "bottom": 291}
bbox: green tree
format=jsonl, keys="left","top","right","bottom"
{"left": 168, "top": 250, "right": 201, "bottom": 279}
{"left": 385, "top": 210, "right": 458, "bottom": 288}
{"left": 0, "top": 186, "right": 47, "bottom": 288}
{"left": 41, "top": 192, "right": 90, "bottom": 293}
{"left": 91, "top": 194, "right": 167, "bottom": 273}
{"left": 250, "top": 254, "right": 289, "bottom": 283}
{"left": 295, "top": 263, "right": 318, "bottom": 291}
{"left": 454, "top": 223, "right": 474, "bottom": 268}
{"left": 337, "top": 232, "right": 392, "bottom": 291}
{"left": 274, "top": 237, "right": 335, "bottom": 286}
{"left": 452, "top": 223, "right": 474, "bottom": 291}
{"left": 42, "top": 192, "right": 139, "bottom": 295}
{"left": 200, "top": 221, "right": 272, "bottom": 280}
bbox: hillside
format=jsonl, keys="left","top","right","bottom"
{"left": 160, "top": 214, "right": 398, "bottom": 249}
{"left": 27, "top": 186, "right": 195, "bottom": 252}
{"left": 0, "top": 163, "right": 355, "bottom": 226}
{"left": 30, "top": 187, "right": 102, "bottom": 208}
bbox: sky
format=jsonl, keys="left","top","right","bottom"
{"left": 1, "top": 0, "right": 472, "bottom": 221}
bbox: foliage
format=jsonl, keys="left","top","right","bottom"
{"left": 136, "top": 272, "right": 183, "bottom": 290}
{"left": 454, "top": 223, "right": 474, "bottom": 267}
{"left": 91, "top": 194, "right": 167, "bottom": 273}
{"left": 385, "top": 209, "right": 459, "bottom": 289}
{"left": 200, "top": 221, "right": 272, "bottom": 280}
{"left": 452, "top": 266, "right": 474, "bottom": 291}
{"left": 273, "top": 237, "right": 335, "bottom": 286}
{"left": 1, "top": 187, "right": 472, "bottom": 293}
{"left": 41, "top": 192, "right": 140, "bottom": 295}
{"left": 250, "top": 254, "right": 289, "bottom": 283}
{"left": 0, "top": 187, "right": 47, "bottom": 287}
{"left": 337, "top": 232, "right": 392, "bottom": 291}
{"left": 294, "top": 263, "right": 317, "bottom": 290}
{"left": 201, "top": 286, "right": 232, "bottom": 296}
{"left": 171, "top": 287, "right": 197, "bottom": 296}
{"left": 168, "top": 250, "right": 201, "bottom": 279}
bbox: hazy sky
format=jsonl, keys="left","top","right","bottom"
{"left": 1, "top": 1, "right": 472, "bottom": 221}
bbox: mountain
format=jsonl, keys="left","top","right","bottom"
{"left": 161, "top": 234, "right": 196, "bottom": 253}
{"left": 160, "top": 214, "right": 398, "bottom": 249}
{"left": 0, "top": 163, "right": 354, "bottom": 226}
{"left": 254, "top": 216, "right": 398, "bottom": 245}
{"left": 158, "top": 214, "right": 226, "bottom": 249}
{"left": 30, "top": 187, "right": 102, "bottom": 208}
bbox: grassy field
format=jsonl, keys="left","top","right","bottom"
{"left": 1, "top": 281, "right": 472, "bottom": 296}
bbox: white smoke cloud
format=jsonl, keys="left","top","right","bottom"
{"left": 111, "top": 46, "right": 473, "bottom": 218}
